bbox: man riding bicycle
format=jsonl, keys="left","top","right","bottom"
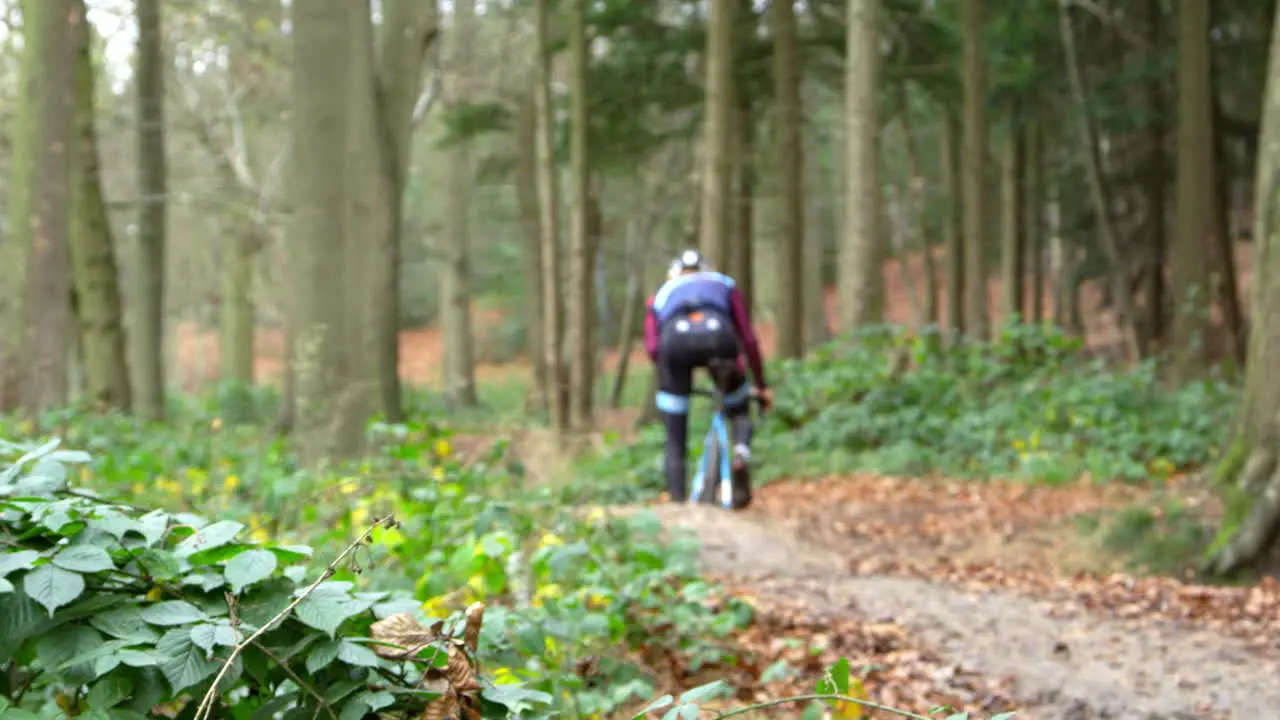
{"left": 643, "top": 249, "right": 773, "bottom": 506}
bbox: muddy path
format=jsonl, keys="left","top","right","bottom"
{"left": 639, "top": 476, "right": 1280, "bottom": 720}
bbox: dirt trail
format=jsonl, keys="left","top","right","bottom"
{"left": 647, "top": 495, "right": 1280, "bottom": 720}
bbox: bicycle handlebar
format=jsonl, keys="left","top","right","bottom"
{"left": 690, "top": 387, "right": 767, "bottom": 408}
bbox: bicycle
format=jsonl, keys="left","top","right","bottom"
{"left": 687, "top": 382, "right": 764, "bottom": 510}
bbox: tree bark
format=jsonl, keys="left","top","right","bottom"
{"left": 999, "top": 117, "right": 1024, "bottom": 325}
{"left": 134, "top": 0, "right": 168, "bottom": 420}
{"left": 898, "top": 85, "right": 937, "bottom": 325}
{"left": 567, "top": 0, "right": 594, "bottom": 427}
{"left": 534, "top": 0, "right": 567, "bottom": 434}
{"left": 513, "top": 87, "right": 547, "bottom": 412}
{"left": 732, "top": 91, "right": 756, "bottom": 315}
{"left": 839, "top": 0, "right": 883, "bottom": 330}
{"left": 25, "top": 0, "right": 77, "bottom": 412}
{"left": 69, "top": 0, "right": 131, "bottom": 411}
{"left": 440, "top": 0, "right": 479, "bottom": 408}
{"left": 1137, "top": 0, "right": 1167, "bottom": 353}
{"left": 1170, "top": 0, "right": 1214, "bottom": 379}
{"left": 698, "top": 0, "right": 735, "bottom": 270}
{"left": 1024, "top": 115, "right": 1044, "bottom": 324}
{"left": 961, "top": 0, "right": 988, "bottom": 340}
{"left": 291, "top": 0, "right": 361, "bottom": 465}
{"left": 1205, "top": 1, "right": 1280, "bottom": 576}
{"left": 771, "top": 0, "right": 804, "bottom": 357}
{"left": 940, "top": 110, "right": 965, "bottom": 336}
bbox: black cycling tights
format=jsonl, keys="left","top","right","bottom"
{"left": 661, "top": 407, "right": 752, "bottom": 502}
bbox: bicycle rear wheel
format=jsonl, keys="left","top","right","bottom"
{"left": 730, "top": 463, "right": 752, "bottom": 510}
{"left": 694, "top": 437, "right": 722, "bottom": 505}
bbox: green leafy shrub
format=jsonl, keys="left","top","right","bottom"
{"left": 574, "top": 322, "right": 1238, "bottom": 500}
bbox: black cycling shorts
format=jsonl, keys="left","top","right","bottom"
{"left": 655, "top": 308, "right": 748, "bottom": 413}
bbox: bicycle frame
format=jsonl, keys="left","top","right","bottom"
{"left": 688, "top": 388, "right": 736, "bottom": 509}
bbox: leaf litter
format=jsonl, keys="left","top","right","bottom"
{"left": 641, "top": 473, "right": 1280, "bottom": 719}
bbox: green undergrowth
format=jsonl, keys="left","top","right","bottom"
{"left": 0, "top": 412, "right": 760, "bottom": 719}
{"left": 572, "top": 322, "right": 1238, "bottom": 504}
{"left": 1073, "top": 498, "right": 1218, "bottom": 576}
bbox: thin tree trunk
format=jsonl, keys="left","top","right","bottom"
{"left": 771, "top": 0, "right": 804, "bottom": 357}
{"left": 1000, "top": 117, "right": 1024, "bottom": 325}
{"left": 534, "top": 0, "right": 567, "bottom": 434}
{"left": 941, "top": 111, "right": 965, "bottom": 336}
{"left": 803, "top": 120, "right": 831, "bottom": 348}
{"left": 1211, "top": 83, "right": 1246, "bottom": 367}
{"left": 961, "top": 0, "right": 988, "bottom": 340}
{"left": 1058, "top": 0, "right": 1140, "bottom": 359}
{"left": 1024, "top": 115, "right": 1044, "bottom": 324}
{"left": 134, "top": 0, "right": 167, "bottom": 420}
{"left": 733, "top": 98, "right": 756, "bottom": 314}
{"left": 610, "top": 219, "right": 641, "bottom": 409}
{"left": 441, "top": 0, "right": 478, "bottom": 408}
{"left": 513, "top": 87, "right": 547, "bottom": 412}
{"left": 568, "top": 0, "right": 594, "bottom": 427}
{"left": 898, "top": 85, "right": 938, "bottom": 325}
{"left": 839, "top": 0, "right": 883, "bottom": 329}
{"left": 69, "top": 0, "right": 130, "bottom": 410}
{"left": 1137, "top": 0, "right": 1167, "bottom": 352}
{"left": 698, "top": 0, "right": 736, "bottom": 270}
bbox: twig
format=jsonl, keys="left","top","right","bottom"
{"left": 250, "top": 639, "right": 337, "bottom": 720}
{"left": 192, "top": 515, "right": 396, "bottom": 720}
{"left": 714, "top": 693, "right": 933, "bottom": 719}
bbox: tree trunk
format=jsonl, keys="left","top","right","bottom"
{"left": 961, "top": 0, "right": 988, "bottom": 340}
{"left": 134, "top": 0, "right": 167, "bottom": 420}
{"left": 567, "top": 0, "right": 594, "bottom": 428}
{"left": 941, "top": 111, "right": 965, "bottom": 336}
{"left": 513, "top": 87, "right": 547, "bottom": 413}
{"left": 733, "top": 94, "right": 756, "bottom": 314}
{"left": 839, "top": 0, "right": 883, "bottom": 330}
{"left": 1205, "top": 2, "right": 1280, "bottom": 576}
{"left": 25, "top": 0, "right": 77, "bottom": 412}
{"left": 698, "top": 0, "right": 735, "bottom": 270}
{"left": 898, "top": 85, "right": 937, "bottom": 325}
{"left": 1169, "top": 0, "right": 1214, "bottom": 380}
{"left": 291, "top": 0, "right": 361, "bottom": 465}
{"left": 69, "top": 0, "right": 131, "bottom": 411}
{"left": 441, "top": 0, "right": 478, "bottom": 408}
{"left": 803, "top": 119, "right": 831, "bottom": 348}
{"left": 1058, "top": 0, "right": 1140, "bottom": 359}
{"left": 1211, "top": 87, "right": 1246, "bottom": 368}
{"left": 1137, "top": 0, "right": 1167, "bottom": 352}
{"left": 1024, "top": 115, "right": 1044, "bottom": 324}
{"left": 369, "top": 0, "right": 434, "bottom": 423}
{"left": 534, "top": 0, "right": 567, "bottom": 435}
{"left": 1000, "top": 118, "right": 1024, "bottom": 325}
{"left": 771, "top": 0, "right": 804, "bottom": 357}
{"left": 610, "top": 219, "right": 641, "bottom": 409}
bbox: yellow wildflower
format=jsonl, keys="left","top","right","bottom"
{"left": 18, "top": 419, "right": 33, "bottom": 435}
{"left": 339, "top": 479, "right": 360, "bottom": 495}
{"left": 532, "top": 583, "right": 562, "bottom": 607}
{"left": 585, "top": 507, "right": 605, "bottom": 526}
{"left": 210, "top": 417, "right": 223, "bottom": 431}
{"left": 421, "top": 596, "right": 450, "bottom": 619}
{"left": 350, "top": 502, "right": 370, "bottom": 528}
{"left": 250, "top": 527, "right": 270, "bottom": 544}
{"left": 537, "top": 532, "right": 563, "bottom": 549}
{"left": 491, "top": 667, "right": 520, "bottom": 685}
{"left": 431, "top": 466, "right": 446, "bottom": 481}
{"left": 79, "top": 467, "right": 92, "bottom": 483}
{"left": 145, "top": 586, "right": 163, "bottom": 602}
{"left": 434, "top": 439, "right": 451, "bottom": 458}
{"left": 223, "top": 475, "right": 240, "bottom": 493}
{"left": 466, "top": 574, "right": 487, "bottom": 599}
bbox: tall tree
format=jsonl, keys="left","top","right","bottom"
{"left": 698, "top": 0, "right": 736, "bottom": 270}
{"left": 839, "top": 0, "right": 883, "bottom": 329}
{"left": 134, "top": 0, "right": 167, "bottom": 420}
{"left": 513, "top": 87, "right": 548, "bottom": 412}
{"left": 534, "top": 0, "right": 567, "bottom": 434}
{"left": 1171, "top": 0, "right": 1214, "bottom": 378}
{"left": 960, "top": 0, "right": 988, "bottom": 339}
{"left": 1205, "top": 0, "right": 1280, "bottom": 576}
{"left": 940, "top": 111, "right": 965, "bottom": 336}
{"left": 772, "top": 0, "right": 804, "bottom": 357}
{"left": 291, "top": 0, "right": 361, "bottom": 464}
{"left": 24, "top": 0, "right": 77, "bottom": 412}
{"left": 441, "top": 0, "right": 479, "bottom": 408}
{"left": 999, "top": 118, "right": 1024, "bottom": 323}
{"left": 69, "top": 0, "right": 131, "bottom": 410}
{"left": 567, "top": 0, "right": 594, "bottom": 427}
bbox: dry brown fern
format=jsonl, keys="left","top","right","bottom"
{"left": 369, "top": 602, "right": 487, "bottom": 720}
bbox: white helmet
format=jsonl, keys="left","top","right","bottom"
{"left": 667, "top": 248, "right": 711, "bottom": 279}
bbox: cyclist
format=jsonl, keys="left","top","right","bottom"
{"left": 643, "top": 249, "right": 773, "bottom": 506}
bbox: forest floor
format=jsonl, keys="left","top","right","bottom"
{"left": 624, "top": 475, "right": 1280, "bottom": 719}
